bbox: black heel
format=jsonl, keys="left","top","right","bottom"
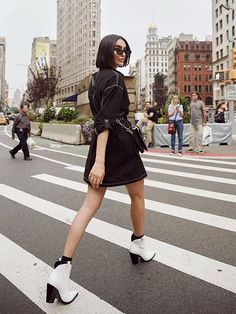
{"left": 46, "top": 283, "right": 58, "bottom": 303}
{"left": 129, "top": 252, "right": 140, "bottom": 264}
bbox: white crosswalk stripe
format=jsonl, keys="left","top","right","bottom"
{"left": 31, "top": 174, "right": 236, "bottom": 232}
{"left": 0, "top": 233, "right": 123, "bottom": 314}
{"left": 142, "top": 157, "right": 236, "bottom": 174}
{"left": 65, "top": 165, "right": 236, "bottom": 200}
{"left": 0, "top": 184, "right": 235, "bottom": 294}
{"left": 0, "top": 138, "right": 236, "bottom": 311}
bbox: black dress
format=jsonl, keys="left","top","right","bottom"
{"left": 83, "top": 69, "right": 147, "bottom": 187}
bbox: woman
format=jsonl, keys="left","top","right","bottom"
{"left": 168, "top": 95, "right": 184, "bottom": 156}
{"left": 46, "top": 34, "right": 155, "bottom": 305}
{"left": 214, "top": 101, "right": 227, "bottom": 123}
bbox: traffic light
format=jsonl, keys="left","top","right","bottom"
{"left": 232, "top": 48, "right": 236, "bottom": 69}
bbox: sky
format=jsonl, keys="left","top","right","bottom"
{"left": 0, "top": 0, "right": 212, "bottom": 98}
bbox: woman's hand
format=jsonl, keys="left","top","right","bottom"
{"left": 88, "top": 160, "right": 105, "bottom": 189}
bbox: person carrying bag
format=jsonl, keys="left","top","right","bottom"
{"left": 168, "top": 95, "right": 184, "bottom": 156}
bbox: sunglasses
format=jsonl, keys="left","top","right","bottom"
{"left": 114, "top": 47, "right": 130, "bottom": 56}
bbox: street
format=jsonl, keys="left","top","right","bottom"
{"left": 0, "top": 124, "right": 236, "bottom": 314}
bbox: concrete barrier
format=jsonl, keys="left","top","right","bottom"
{"left": 30, "top": 122, "right": 41, "bottom": 136}
{"left": 153, "top": 123, "right": 232, "bottom": 147}
{"left": 41, "top": 123, "right": 85, "bottom": 145}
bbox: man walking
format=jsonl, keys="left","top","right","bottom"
{"left": 187, "top": 92, "right": 207, "bottom": 154}
{"left": 9, "top": 103, "right": 32, "bottom": 161}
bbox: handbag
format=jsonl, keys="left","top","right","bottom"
{"left": 116, "top": 119, "right": 148, "bottom": 153}
{"left": 27, "top": 137, "right": 36, "bottom": 150}
{"left": 168, "top": 111, "right": 178, "bottom": 134}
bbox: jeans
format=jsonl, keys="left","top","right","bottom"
{"left": 189, "top": 124, "right": 203, "bottom": 150}
{"left": 11, "top": 128, "right": 30, "bottom": 158}
{"left": 170, "top": 120, "right": 183, "bottom": 152}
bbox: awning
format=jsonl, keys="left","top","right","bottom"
{"left": 62, "top": 94, "right": 78, "bottom": 102}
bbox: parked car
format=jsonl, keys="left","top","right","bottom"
{"left": 0, "top": 113, "right": 8, "bottom": 125}
{"left": 6, "top": 111, "right": 16, "bottom": 120}
{"left": 4, "top": 115, "right": 10, "bottom": 124}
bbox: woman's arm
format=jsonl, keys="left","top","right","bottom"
{"left": 88, "top": 129, "right": 109, "bottom": 189}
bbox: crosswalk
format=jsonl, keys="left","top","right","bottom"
{"left": 0, "top": 144, "right": 236, "bottom": 313}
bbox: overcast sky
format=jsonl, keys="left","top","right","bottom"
{"left": 0, "top": 0, "right": 212, "bottom": 98}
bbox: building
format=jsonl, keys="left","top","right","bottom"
{"left": 170, "top": 34, "right": 213, "bottom": 106}
{"left": 13, "top": 88, "right": 22, "bottom": 108}
{"left": 28, "top": 37, "right": 57, "bottom": 83}
{"left": 56, "top": 0, "right": 101, "bottom": 105}
{"left": 0, "top": 37, "right": 6, "bottom": 108}
{"left": 144, "top": 22, "right": 172, "bottom": 102}
{"left": 165, "top": 37, "right": 177, "bottom": 94}
{"left": 212, "top": 0, "right": 236, "bottom": 105}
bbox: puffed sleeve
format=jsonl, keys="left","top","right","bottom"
{"left": 94, "top": 74, "right": 124, "bottom": 135}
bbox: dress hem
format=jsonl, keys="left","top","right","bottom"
{"left": 83, "top": 173, "right": 147, "bottom": 187}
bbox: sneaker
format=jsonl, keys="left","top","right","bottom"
{"left": 24, "top": 157, "right": 32, "bottom": 161}
{"left": 186, "top": 148, "right": 194, "bottom": 152}
{"left": 177, "top": 152, "right": 182, "bottom": 157}
{"left": 169, "top": 151, "right": 175, "bottom": 156}
{"left": 195, "top": 149, "right": 204, "bottom": 154}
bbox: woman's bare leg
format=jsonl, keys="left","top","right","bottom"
{"left": 126, "top": 179, "right": 145, "bottom": 237}
{"left": 63, "top": 185, "right": 106, "bottom": 257}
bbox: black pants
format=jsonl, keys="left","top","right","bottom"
{"left": 11, "top": 128, "right": 30, "bottom": 158}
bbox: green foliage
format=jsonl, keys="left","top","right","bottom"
{"left": 42, "top": 106, "right": 56, "bottom": 123}
{"left": 27, "top": 110, "right": 37, "bottom": 122}
{"left": 165, "top": 93, "right": 191, "bottom": 123}
{"left": 57, "top": 107, "right": 79, "bottom": 122}
{"left": 9, "top": 107, "right": 20, "bottom": 114}
{"left": 70, "top": 114, "right": 91, "bottom": 125}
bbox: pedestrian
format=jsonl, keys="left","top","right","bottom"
{"left": 137, "top": 103, "right": 158, "bottom": 148}
{"left": 168, "top": 95, "right": 184, "bottom": 156}
{"left": 9, "top": 103, "right": 32, "bottom": 161}
{"left": 187, "top": 92, "right": 207, "bottom": 154}
{"left": 214, "top": 101, "right": 228, "bottom": 123}
{"left": 46, "top": 34, "right": 155, "bottom": 305}
{"left": 134, "top": 105, "right": 144, "bottom": 125}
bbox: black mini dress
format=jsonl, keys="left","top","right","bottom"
{"left": 83, "top": 68, "right": 147, "bottom": 187}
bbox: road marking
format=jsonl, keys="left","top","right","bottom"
{"left": 66, "top": 163, "right": 236, "bottom": 186}
{"left": 0, "top": 184, "right": 235, "bottom": 294}
{"left": 31, "top": 174, "right": 236, "bottom": 232}
{"left": 0, "top": 233, "right": 122, "bottom": 314}
{"left": 64, "top": 166, "right": 236, "bottom": 204}
{"left": 4, "top": 125, "right": 87, "bottom": 158}
{"left": 142, "top": 158, "right": 236, "bottom": 174}
{"left": 144, "top": 166, "right": 236, "bottom": 185}
{"left": 144, "top": 151, "right": 236, "bottom": 166}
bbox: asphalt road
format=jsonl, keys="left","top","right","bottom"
{"left": 0, "top": 124, "right": 236, "bottom": 314}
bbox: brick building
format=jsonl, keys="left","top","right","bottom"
{"left": 174, "top": 35, "right": 213, "bottom": 106}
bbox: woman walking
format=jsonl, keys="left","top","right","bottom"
{"left": 168, "top": 95, "right": 184, "bottom": 156}
{"left": 46, "top": 34, "right": 155, "bottom": 305}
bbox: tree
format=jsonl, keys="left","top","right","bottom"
{"left": 153, "top": 73, "right": 168, "bottom": 108}
{"left": 27, "top": 60, "right": 61, "bottom": 111}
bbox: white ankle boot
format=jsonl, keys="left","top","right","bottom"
{"left": 46, "top": 262, "right": 78, "bottom": 304}
{"left": 129, "top": 236, "right": 156, "bottom": 264}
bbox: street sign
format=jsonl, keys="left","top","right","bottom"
{"left": 215, "top": 71, "right": 224, "bottom": 81}
{"left": 226, "top": 84, "right": 236, "bottom": 100}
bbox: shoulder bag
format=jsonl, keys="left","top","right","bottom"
{"left": 116, "top": 119, "right": 148, "bottom": 153}
{"left": 168, "top": 111, "right": 178, "bottom": 134}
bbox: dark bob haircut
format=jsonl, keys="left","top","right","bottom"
{"left": 96, "top": 34, "right": 131, "bottom": 69}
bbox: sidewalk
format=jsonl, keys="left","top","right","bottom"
{"left": 150, "top": 139, "right": 236, "bottom": 158}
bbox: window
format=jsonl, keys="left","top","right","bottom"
{"left": 232, "top": 10, "right": 235, "bottom": 20}
{"left": 233, "top": 26, "right": 235, "bottom": 37}
{"left": 226, "top": 30, "right": 229, "bottom": 40}
{"left": 215, "top": 8, "right": 218, "bottom": 18}
{"left": 220, "top": 63, "right": 224, "bottom": 70}
{"left": 184, "top": 54, "right": 190, "bottom": 61}
{"left": 216, "top": 23, "right": 219, "bottom": 31}
{"left": 199, "top": 85, "right": 202, "bottom": 93}
{"left": 220, "top": 19, "right": 223, "bottom": 29}
{"left": 195, "top": 54, "right": 200, "bottom": 61}
{"left": 220, "top": 34, "right": 223, "bottom": 44}
{"left": 184, "top": 85, "right": 187, "bottom": 93}
{"left": 226, "top": 14, "right": 229, "bottom": 24}
{"left": 220, "top": 48, "right": 223, "bottom": 58}
{"left": 216, "top": 37, "right": 219, "bottom": 46}
{"left": 216, "top": 51, "right": 219, "bottom": 59}
{"left": 188, "top": 85, "right": 191, "bottom": 93}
